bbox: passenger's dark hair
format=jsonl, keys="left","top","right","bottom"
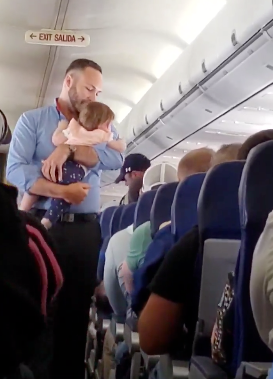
{"left": 65, "top": 59, "right": 102, "bottom": 75}
{"left": 237, "top": 129, "right": 273, "bottom": 160}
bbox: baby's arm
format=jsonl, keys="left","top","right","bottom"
{"left": 52, "top": 120, "right": 69, "bottom": 146}
{"left": 107, "top": 138, "right": 126, "bottom": 153}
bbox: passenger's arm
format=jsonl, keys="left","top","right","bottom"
{"left": 138, "top": 227, "right": 199, "bottom": 355}
{"left": 104, "top": 238, "right": 127, "bottom": 316}
{"left": 138, "top": 294, "right": 183, "bottom": 355}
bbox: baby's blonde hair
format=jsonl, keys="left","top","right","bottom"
{"left": 78, "top": 102, "right": 115, "bottom": 131}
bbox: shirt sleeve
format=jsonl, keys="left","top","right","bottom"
{"left": 6, "top": 113, "right": 42, "bottom": 192}
{"left": 127, "top": 222, "right": 152, "bottom": 272}
{"left": 92, "top": 124, "right": 123, "bottom": 171}
{"left": 150, "top": 226, "right": 200, "bottom": 304}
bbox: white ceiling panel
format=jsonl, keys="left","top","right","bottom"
{"left": 0, "top": 0, "right": 62, "bottom": 129}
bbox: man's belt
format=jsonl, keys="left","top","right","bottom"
{"left": 30, "top": 209, "right": 98, "bottom": 223}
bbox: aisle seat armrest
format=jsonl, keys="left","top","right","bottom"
{"left": 189, "top": 356, "right": 228, "bottom": 379}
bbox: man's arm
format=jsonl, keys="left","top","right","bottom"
{"left": 7, "top": 113, "right": 43, "bottom": 192}
{"left": 6, "top": 112, "right": 67, "bottom": 199}
{"left": 70, "top": 125, "right": 123, "bottom": 170}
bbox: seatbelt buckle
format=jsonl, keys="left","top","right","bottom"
{"left": 61, "top": 213, "right": 74, "bottom": 222}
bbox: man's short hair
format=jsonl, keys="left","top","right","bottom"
{"left": 237, "top": 129, "right": 273, "bottom": 160}
{"left": 65, "top": 59, "right": 102, "bottom": 75}
{"left": 211, "top": 143, "right": 242, "bottom": 166}
{"left": 178, "top": 148, "right": 215, "bottom": 180}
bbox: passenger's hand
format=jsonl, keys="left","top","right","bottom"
{"left": 62, "top": 182, "right": 90, "bottom": 205}
{"left": 42, "top": 145, "right": 70, "bottom": 182}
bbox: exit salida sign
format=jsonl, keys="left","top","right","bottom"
{"left": 25, "top": 30, "right": 90, "bottom": 47}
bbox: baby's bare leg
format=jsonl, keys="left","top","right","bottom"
{"left": 19, "top": 192, "right": 39, "bottom": 211}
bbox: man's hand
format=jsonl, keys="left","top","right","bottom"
{"left": 62, "top": 182, "right": 90, "bottom": 204}
{"left": 42, "top": 145, "right": 70, "bottom": 182}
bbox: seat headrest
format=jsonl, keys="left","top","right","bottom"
{"left": 142, "top": 163, "right": 177, "bottom": 192}
{"left": 134, "top": 190, "right": 157, "bottom": 229}
{"left": 171, "top": 173, "right": 206, "bottom": 239}
{"left": 110, "top": 205, "right": 124, "bottom": 236}
{"left": 198, "top": 161, "right": 244, "bottom": 241}
{"left": 150, "top": 182, "right": 178, "bottom": 237}
{"left": 100, "top": 206, "right": 117, "bottom": 239}
{"left": 239, "top": 140, "right": 273, "bottom": 228}
{"left": 234, "top": 141, "right": 273, "bottom": 367}
{"left": 119, "top": 203, "right": 137, "bottom": 230}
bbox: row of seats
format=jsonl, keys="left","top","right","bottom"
{"left": 90, "top": 141, "right": 273, "bottom": 379}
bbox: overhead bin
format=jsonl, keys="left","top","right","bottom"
{"left": 119, "top": 0, "right": 273, "bottom": 146}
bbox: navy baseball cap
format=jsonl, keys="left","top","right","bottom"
{"left": 115, "top": 153, "right": 151, "bottom": 184}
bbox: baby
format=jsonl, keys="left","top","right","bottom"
{"left": 20, "top": 102, "right": 126, "bottom": 229}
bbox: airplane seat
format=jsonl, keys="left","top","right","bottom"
{"left": 119, "top": 203, "right": 137, "bottom": 230}
{"left": 189, "top": 161, "right": 244, "bottom": 379}
{"left": 150, "top": 182, "right": 178, "bottom": 237}
{"left": 131, "top": 174, "right": 206, "bottom": 317}
{"left": 100, "top": 206, "right": 117, "bottom": 241}
{"left": 134, "top": 189, "right": 157, "bottom": 229}
{"left": 171, "top": 173, "right": 206, "bottom": 240}
{"left": 110, "top": 205, "right": 125, "bottom": 236}
{"left": 232, "top": 141, "right": 273, "bottom": 376}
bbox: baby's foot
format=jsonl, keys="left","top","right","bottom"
{"left": 41, "top": 218, "right": 52, "bottom": 230}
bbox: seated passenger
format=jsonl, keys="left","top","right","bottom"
{"left": 123, "top": 147, "right": 215, "bottom": 294}
{"left": 19, "top": 102, "right": 126, "bottom": 229}
{"left": 0, "top": 182, "right": 63, "bottom": 379}
{"left": 138, "top": 143, "right": 241, "bottom": 355}
{"left": 103, "top": 163, "right": 177, "bottom": 316}
{"left": 117, "top": 153, "right": 151, "bottom": 205}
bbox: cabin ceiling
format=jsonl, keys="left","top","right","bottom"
{"left": 0, "top": 0, "right": 225, "bottom": 130}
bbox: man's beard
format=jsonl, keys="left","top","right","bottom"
{"left": 68, "top": 84, "right": 87, "bottom": 115}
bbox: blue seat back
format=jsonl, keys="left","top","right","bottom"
{"left": 110, "top": 205, "right": 124, "bottom": 236}
{"left": 100, "top": 206, "right": 117, "bottom": 240}
{"left": 195, "top": 161, "right": 244, "bottom": 353}
{"left": 119, "top": 203, "right": 137, "bottom": 230}
{"left": 234, "top": 141, "right": 273, "bottom": 371}
{"left": 171, "top": 173, "right": 206, "bottom": 240}
{"left": 150, "top": 182, "right": 178, "bottom": 237}
{"left": 198, "top": 161, "right": 244, "bottom": 242}
{"left": 134, "top": 190, "right": 157, "bottom": 229}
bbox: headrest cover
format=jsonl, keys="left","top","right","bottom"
{"left": 119, "top": 203, "right": 137, "bottom": 230}
{"left": 198, "top": 161, "right": 244, "bottom": 241}
{"left": 142, "top": 163, "right": 177, "bottom": 192}
{"left": 110, "top": 205, "right": 124, "bottom": 236}
{"left": 134, "top": 190, "right": 157, "bottom": 229}
{"left": 100, "top": 206, "right": 117, "bottom": 239}
{"left": 150, "top": 182, "right": 178, "bottom": 237}
{"left": 171, "top": 173, "right": 206, "bottom": 239}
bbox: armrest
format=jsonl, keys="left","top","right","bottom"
{"left": 236, "top": 362, "right": 272, "bottom": 379}
{"left": 110, "top": 315, "right": 126, "bottom": 343}
{"left": 189, "top": 356, "right": 227, "bottom": 379}
{"left": 124, "top": 322, "right": 140, "bottom": 354}
{"left": 141, "top": 350, "right": 160, "bottom": 371}
{"left": 160, "top": 355, "right": 189, "bottom": 379}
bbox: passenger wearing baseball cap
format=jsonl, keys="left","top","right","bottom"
{"left": 117, "top": 153, "right": 151, "bottom": 205}
{"left": 115, "top": 153, "right": 151, "bottom": 185}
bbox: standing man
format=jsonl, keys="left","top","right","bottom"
{"left": 6, "top": 59, "right": 123, "bottom": 379}
{"left": 115, "top": 153, "right": 151, "bottom": 205}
